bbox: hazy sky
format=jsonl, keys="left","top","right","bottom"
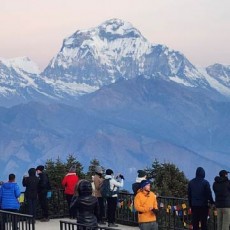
{"left": 1, "top": 0, "right": 230, "bottom": 70}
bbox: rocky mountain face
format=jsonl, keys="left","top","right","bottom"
{"left": 1, "top": 19, "right": 230, "bottom": 106}
{"left": 0, "top": 19, "right": 230, "bottom": 190}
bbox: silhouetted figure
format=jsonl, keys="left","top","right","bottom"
{"left": 70, "top": 179, "right": 99, "bottom": 228}
{"left": 36, "top": 165, "right": 51, "bottom": 222}
{"left": 188, "top": 167, "right": 214, "bottom": 230}
{"left": 213, "top": 170, "right": 230, "bottom": 230}
{"left": 22, "top": 168, "right": 39, "bottom": 221}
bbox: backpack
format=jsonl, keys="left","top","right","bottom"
{"left": 132, "top": 182, "right": 140, "bottom": 196}
{"left": 100, "top": 178, "right": 115, "bottom": 198}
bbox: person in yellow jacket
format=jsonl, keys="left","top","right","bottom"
{"left": 134, "top": 180, "right": 158, "bottom": 230}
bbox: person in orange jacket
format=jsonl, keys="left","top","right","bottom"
{"left": 134, "top": 180, "right": 158, "bottom": 230}
{"left": 62, "top": 165, "right": 79, "bottom": 218}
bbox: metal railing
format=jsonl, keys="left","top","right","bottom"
{"left": 117, "top": 192, "right": 217, "bottom": 230}
{"left": 60, "top": 220, "right": 120, "bottom": 230}
{"left": 0, "top": 209, "right": 35, "bottom": 230}
{"left": 18, "top": 189, "right": 217, "bottom": 230}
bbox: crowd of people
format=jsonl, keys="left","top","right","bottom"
{"left": 0, "top": 165, "right": 230, "bottom": 230}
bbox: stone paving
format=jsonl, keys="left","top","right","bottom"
{"left": 35, "top": 218, "right": 139, "bottom": 230}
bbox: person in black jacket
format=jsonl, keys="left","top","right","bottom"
{"left": 132, "top": 170, "right": 147, "bottom": 195}
{"left": 213, "top": 170, "right": 230, "bottom": 230}
{"left": 22, "top": 168, "right": 39, "bottom": 221}
{"left": 70, "top": 179, "right": 99, "bottom": 228}
{"left": 188, "top": 167, "right": 214, "bottom": 230}
{"left": 36, "top": 165, "right": 51, "bottom": 222}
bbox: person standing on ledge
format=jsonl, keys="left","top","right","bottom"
{"left": 93, "top": 166, "right": 106, "bottom": 224}
{"left": 62, "top": 165, "right": 79, "bottom": 219}
{"left": 213, "top": 170, "right": 230, "bottom": 230}
{"left": 0, "top": 174, "right": 21, "bottom": 230}
{"left": 188, "top": 167, "right": 214, "bottom": 230}
{"left": 104, "top": 169, "right": 124, "bottom": 227}
{"left": 22, "top": 168, "right": 39, "bottom": 222}
{"left": 36, "top": 165, "right": 51, "bottom": 222}
{"left": 134, "top": 180, "right": 158, "bottom": 230}
{"left": 132, "top": 169, "right": 147, "bottom": 195}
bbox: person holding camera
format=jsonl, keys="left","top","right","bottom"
{"left": 134, "top": 180, "right": 158, "bottom": 230}
{"left": 104, "top": 169, "right": 124, "bottom": 227}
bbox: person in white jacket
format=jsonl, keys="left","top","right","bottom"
{"left": 104, "top": 168, "right": 124, "bottom": 227}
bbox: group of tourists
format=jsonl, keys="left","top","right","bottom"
{"left": 0, "top": 165, "right": 51, "bottom": 230}
{"left": 62, "top": 166, "right": 124, "bottom": 227}
{"left": 188, "top": 167, "right": 230, "bottom": 230}
{"left": 0, "top": 165, "right": 230, "bottom": 230}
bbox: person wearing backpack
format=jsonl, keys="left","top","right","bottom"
{"left": 22, "top": 168, "right": 39, "bottom": 222}
{"left": 104, "top": 168, "right": 124, "bottom": 227}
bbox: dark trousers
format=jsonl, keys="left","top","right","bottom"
{"left": 27, "top": 198, "right": 37, "bottom": 219}
{"left": 98, "top": 197, "right": 105, "bottom": 222}
{"left": 38, "top": 191, "right": 49, "bottom": 219}
{"left": 191, "top": 206, "right": 209, "bottom": 230}
{"left": 107, "top": 197, "right": 117, "bottom": 224}
{"left": 66, "top": 194, "right": 75, "bottom": 218}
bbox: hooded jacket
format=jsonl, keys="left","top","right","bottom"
{"left": 0, "top": 181, "right": 21, "bottom": 210}
{"left": 188, "top": 167, "right": 214, "bottom": 207}
{"left": 213, "top": 175, "right": 230, "bottom": 208}
{"left": 22, "top": 168, "right": 39, "bottom": 199}
{"left": 71, "top": 180, "right": 99, "bottom": 227}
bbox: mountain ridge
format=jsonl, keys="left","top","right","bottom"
{"left": 0, "top": 19, "right": 230, "bottom": 191}
{"left": 1, "top": 19, "right": 230, "bottom": 107}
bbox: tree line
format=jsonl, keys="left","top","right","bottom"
{"left": 44, "top": 154, "right": 189, "bottom": 198}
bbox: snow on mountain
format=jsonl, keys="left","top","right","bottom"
{"left": 42, "top": 18, "right": 210, "bottom": 93}
{"left": 198, "top": 66, "right": 230, "bottom": 97}
{"left": 0, "top": 18, "right": 230, "bottom": 106}
{"left": 0, "top": 56, "right": 58, "bottom": 106}
{"left": 0, "top": 56, "right": 40, "bottom": 74}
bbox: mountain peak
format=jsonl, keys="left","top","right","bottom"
{"left": 98, "top": 18, "right": 143, "bottom": 40}
{"left": 0, "top": 56, "right": 40, "bottom": 74}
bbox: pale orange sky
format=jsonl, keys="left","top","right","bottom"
{"left": 1, "top": 0, "right": 230, "bottom": 71}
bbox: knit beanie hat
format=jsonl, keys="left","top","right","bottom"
{"left": 106, "top": 169, "right": 113, "bottom": 175}
{"left": 95, "top": 166, "right": 103, "bottom": 173}
{"left": 140, "top": 180, "right": 151, "bottom": 189}
{"left": 36, "top": 165, "right": 44, "bottom": 171}
{"left": 137, "top": 170, "right": 147, "bottom": 178}
{"left": 219, "top": 170, "right": 230, "bottom": 177}
{"left": 69, "top": 165, "right": 76, "bottom": 173}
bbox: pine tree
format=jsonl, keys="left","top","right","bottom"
{"left": 146, "top": 159, "right": 188, "bottom": 198}
{"left": 65, "top": 153, "right": 84, "bottom": 179}
{"left": 45, "top": 157, "right": 66, "bottom": 189}
{"left": 85, "top": 158, "right": 103, "bottom": 180}
{"left": 44, "top": 153, "right": 85, "bottom": 189}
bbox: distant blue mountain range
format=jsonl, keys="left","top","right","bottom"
{"left": 0, "top": 19, "right": 230, "bottom": 192}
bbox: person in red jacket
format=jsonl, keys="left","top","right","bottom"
{"left": 62, "top": 165, "right": 79, "bottom": 218}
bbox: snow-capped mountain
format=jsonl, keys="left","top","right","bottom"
{"left": 0, "top": 19, "right": 230, "bottom": 106}
{"left": 0, "top": 57, "right": 59, "bottom": 107}
{"left": 42, "top": 18, "right": 209, "bottom": 90}
{"left": 1, "top": 18, "right": 230, "bottom": 191}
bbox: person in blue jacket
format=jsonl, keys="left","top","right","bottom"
{"left": 188, "top": 167, "right": 214, "bottom": 230}
{"left": 0, "top": 173, "right": 21, "bottom": 230}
